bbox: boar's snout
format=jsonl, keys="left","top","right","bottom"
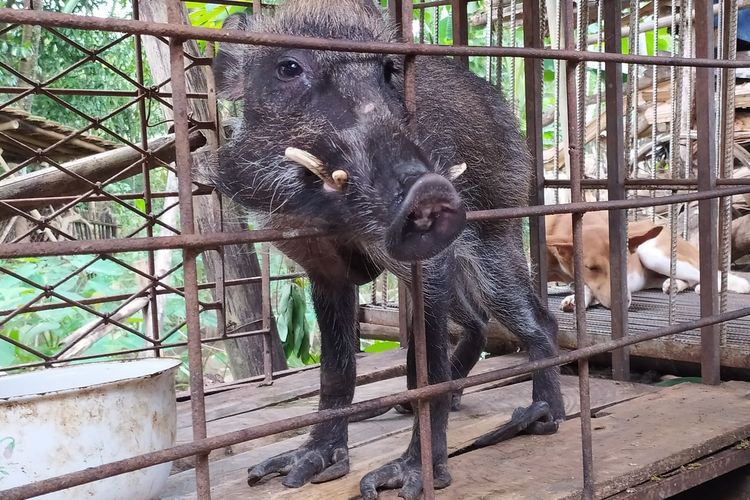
{"left": 385, "top": 172, "right": 466, "bottom": 262}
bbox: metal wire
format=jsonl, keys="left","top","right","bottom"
{"left": 1, "top": 1, "right": 748, "bottom": 498}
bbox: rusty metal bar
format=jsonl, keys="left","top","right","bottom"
{"left": 166, "top": 1, "right": 210, "bottom": 497}
{"left": 5, "top": 8, "right": 750, "bottom": 68}
{"left": 564, "top": 0, "right": 594, "bottom": 496}
{"left": 5, "top": 184, "right": 750, "bottom": 260}
{"left": 0, "top": 86, "right": 207, "bottom": 98}
{"left": 260, "top": 242, "right": 273, "bottom": 385}
{"left": 694, "top": 0, "right": 721, "bottom": 386}
{"left": 397, "top": 278, "right": 409, "bottom": 346}
{"left": 451, "top": 0, "right": 469, "bottom": 67}
{"left": 5, "top": 300, "right": 750, "bottom": 500}
{"left": 401, "top": 0, "right": 435, "bottom": 494}
{"left": 410, "top": 261, "right": 435, "bottom": 498}
{"left": 522, "top": 0, "right": 547, "bottom": 301}
{"left": 604, "top": 0, "right": 629, "bottom": 381}
{"left": 0, "top": 327, "right": 271, "bottom": 373}
{"left": 544, "top": 177, "right": 750, "bottom": 188}
{"left": 133, "top": 0, "right": 161, "bottom": 350}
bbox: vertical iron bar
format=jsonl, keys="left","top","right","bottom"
{"left": 604, "top": 0, "right": 630, "bottom": 380}
{"left": 410, "top": 262, "right": 434, "bottom": 499}
{"left": 718, "top": 0, "right": 738, "bottom": 346}
{"left": 564, "top": 0, "right": 594, "bottom": 496}
{"left": 398, "top": 279, "right": 409, "bottom": 346}
{"left": 403, "top": 1, "right": 434, "bottom": 496}
{"left": 261, "top": 242, "right": 273, "bottom": 384}
{"left": 522, "top": 0, "right": 547, "bottom": 301}
{"left": 167, "top": 1, "right": 210, "bottom": 498}
{"left": 389, "top": 0, "right": 404, "bottom": 31}
{"left": 451, "top": 0, "right": 469, "bottom": 67}
{"left": 694, "top": 0, "right": 721, "bottom": 385}
{"left": 253, "top": 0, "right": 261, "bottom": 15}
{"left": 133, "top": 0, "right": 161, "bottom": 352}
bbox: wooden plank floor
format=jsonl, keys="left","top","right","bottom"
{"left": 162, "top": 351, "right": 750, "bottom": 499}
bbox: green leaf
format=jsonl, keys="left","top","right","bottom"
{"left": 290, "top": 284, "right": 307, "bottom": 356}
{"left": 275, "top": 285, "right": 292, "bottom": 342}
{"left": 24, "top": 321, "right": 60, "bottom": 339}
{"left": 655, "top": 377, "right": 702, "bottom": 387}
{"left": 363, "top": 340, "right": 401, "bottom": 353}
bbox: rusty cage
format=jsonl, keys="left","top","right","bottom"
{"left": 1, "top": 0, "right": 750, "bottom": 498}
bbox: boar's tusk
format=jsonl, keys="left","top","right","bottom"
{"left": 331, "top": 170, "right": 348, "bottom": 188}
{"left": 448, "top": 162, "right": 467, "bottom": 181}
{"left": 285, "top": 147, "right": 327, "bottom": 179}
{"left": 285, "top": 147, "right": 346, "bottom": 191}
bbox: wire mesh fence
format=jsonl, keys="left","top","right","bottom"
{"left": 1, "top": 0, "right": 749, "bottom": 498}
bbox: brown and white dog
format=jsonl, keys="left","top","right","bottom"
{"left": 545, "top": 211, "right": 750, "bottom": 311}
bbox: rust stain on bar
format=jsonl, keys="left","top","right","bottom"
{"left": 604, "top": 0, "right": 630, "bottom": 381}
{"left": 563, "top": 0, "right": 594, "bottom": 496}
{"left": 2, "top": 8, "right": 750, "bottom": 68}
{"left": 694, "top": 0, "right": 721, "bottom": 386}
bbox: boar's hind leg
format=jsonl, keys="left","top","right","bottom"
{"left": 447, "top": 291, "right": 489, "bottom": 410}
{"left": 247, "top": 280, "right": 357, "bottom": 488}
{"left": 360, "top": 258, "right": 454, "bottom": 500}
{"left": 474, "top": 245, "right": 566, "bottom": 447}
{"left": 395, "top": 291, "right": 488, "bottom": 414}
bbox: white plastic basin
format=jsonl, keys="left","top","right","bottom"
{"left": 0, "top": 358, "right": 181, "bottom": 499}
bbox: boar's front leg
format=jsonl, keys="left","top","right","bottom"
{"left": 360, "top": 258, "right": 453, "bottom": 500}
{"left": 247, "top": 280, "right": 356, "bottom": 487}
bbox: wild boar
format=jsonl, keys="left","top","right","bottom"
{"left": 212, "top": 1, "right": 564, "bottom": 498}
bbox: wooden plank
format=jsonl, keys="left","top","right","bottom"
{"left": 171, "top": 354, "right": 528, "bottom": 473}
{"left": 403, "top": 382, "right": 750, "bottom": 499}
{"left": 171, "top": 376, "right": 655, "bottom": 499}
{"left": 176, "top": 349, "right": 407, "bottom": 429}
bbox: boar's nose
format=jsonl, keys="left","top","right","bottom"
{"left": 385, "top": 172, "right": 466, "bottom": 262}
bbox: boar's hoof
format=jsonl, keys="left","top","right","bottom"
{"left": 471, "top": 401, "right": 559, "bottom": 449}
{"left": 247, "top": 440, "right": 349, "bottom": 488}
{"left": 360, "top": 455, "right": 451, "bottom": 500}
{"left": 385, "top": 173, "right": 466, "bottom": 261}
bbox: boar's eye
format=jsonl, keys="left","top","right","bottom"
{"left": 383, "top": 59, "right": 396, "bottom": 84}
{"left": 276, "top": 58, "right": 304, "bottom": 81}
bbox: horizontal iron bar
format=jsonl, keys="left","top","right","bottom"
{"left": 3, "top": 184, "right": 748, "bottom": 259}
{"left": 4, "top": 303, "right": 750, "bottom": 500}
{"left": 1, "top": 9, "right": 749, "bottom": 68}
{"left": 545, "top": 178, "right": 750, "bottom": 189}
{"left": 0, "top": 87, "right": 208, "bottom": 98}
{"left": 0, "top": 326, "right": 272, "bottom": 373}
{"left": 0, "top": 272, "right": 306, "bottom": 317}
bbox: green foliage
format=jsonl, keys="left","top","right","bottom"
{"left": 655, "top": 376, "right": 702, "bottom": 387}
{"left": 363, "top": 340, "right": 400, "bottom": 353}
{"left": 274, "top": 278, "right": 318, "bottom": 368}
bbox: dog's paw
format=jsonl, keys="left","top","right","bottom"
{"left": 727, "top": 275, "right": 750, "bottom": 294}
{"left": 662, "top": 278, "right": 689, "bottom": 294}
{"left": 694, "top": 284, "right": 700, "bottom": 294}
{"left": 560, "top": 294, "right": 576, "bottom": 312}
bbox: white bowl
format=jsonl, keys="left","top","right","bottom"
{"left": 0, "top": 358, "right": 181, "bottom": 500}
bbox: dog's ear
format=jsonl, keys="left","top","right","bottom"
{"left": 547, "top": 239, "right": 574, "bottom": 264}
{"left": 627, "top": 226, "right": 663, "bottom": 253}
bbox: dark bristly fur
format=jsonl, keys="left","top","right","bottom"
{"left": 212, "top": 1, "right": 564, "bottom": 498}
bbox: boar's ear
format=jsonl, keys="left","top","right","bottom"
{"left": 627, "top": 225, "right": 663, "bottom": 253}
{"left": 213, "top": 13, "right": 256, "bottom": 101}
